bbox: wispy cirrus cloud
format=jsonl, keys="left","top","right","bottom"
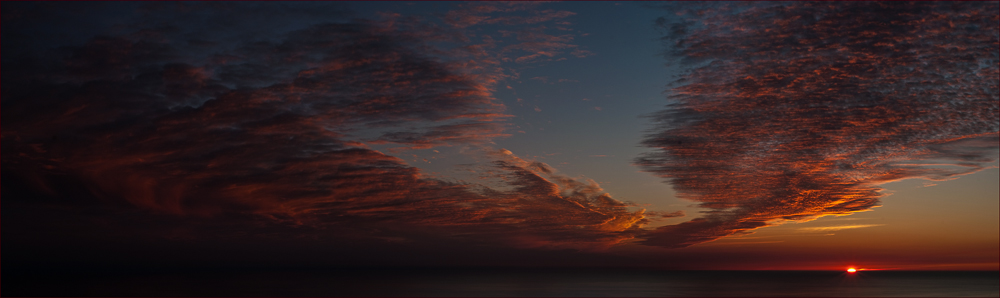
{"left": 638, "top": 2, "right": 999, "bottom": 248}
{"left": 1, "top": 2, "right": 639, "bottom": 251}
{"left": 437, "top": 2, "right": 593, "bottom": 66}
{"left": 443, "top": 2, "right": 576, "bottom": 29}
{"left": 797, "top": 225, "right": 884, "bottom": 233}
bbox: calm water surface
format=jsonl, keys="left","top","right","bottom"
{"left": 6, "top": 268, "right": 998, "bottom": 297}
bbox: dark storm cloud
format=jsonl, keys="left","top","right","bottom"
{"left": 2, "top": 3, "right": 641, "bottom": 250}
{"left": 638, "top": 2, "right": 999, "bottom": 248}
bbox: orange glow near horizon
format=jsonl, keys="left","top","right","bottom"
{"left": 847, "top": 268, "right": 857, "bottom": 273}
{"left": 635, "top": 1, "right": 1000, "bottom": 250}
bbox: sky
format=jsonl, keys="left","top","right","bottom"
{"left": 2, "top": 1, "right": 998, "bottom": 272}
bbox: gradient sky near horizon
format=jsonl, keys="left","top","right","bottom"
{"left": 3, "top": 1, "right": 997, "bottom": 271}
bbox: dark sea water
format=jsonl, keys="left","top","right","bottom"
{"left": 5, "top": 268, "right": 998, "bottom": 297}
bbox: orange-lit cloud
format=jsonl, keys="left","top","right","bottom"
{"left": 797, "top": 224, "right": 884, "bottom": 233}
{"left": 2, "top": 5, "right": 638, "bottom": 251}
{"left": 638, "top": 2, "right": 999, "bottom": 248}
{"left": 645, "top": 210, "right": 686, "bottom": 221}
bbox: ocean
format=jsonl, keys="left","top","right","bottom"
{"left": 5, "top": 268, "right": 998, "bottom": 297}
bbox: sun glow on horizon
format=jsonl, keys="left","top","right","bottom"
{"left": 847, "top": 268, "right": 857, "bottom": 273}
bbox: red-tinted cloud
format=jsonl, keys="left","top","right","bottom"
{"left": 2, "top": 5, "right": 640, "bottom": 251}
{"left": 436, "top": 2, "right": 592, "bottom": 70}
{"left": 638, "top": 2, "right": 999, "bottom": 248}
{"left": 443, "top": 2, "right": 576, "bottom": 29}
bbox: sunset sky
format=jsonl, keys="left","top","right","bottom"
{"left": 3, "top": 2, "right": 998, "bottom": 272}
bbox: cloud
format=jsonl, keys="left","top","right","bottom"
{"left": 645, "top": 210, "right": 686, "bottom": 220}
{"left": 443, "top": 3, "right": 576, "bottom": 29}
{"left": 797, "top": 224, "right": 884, "bottom": 233}
{"left": 502, "top": 27, "right": 583, "bottom": 64}
{"left": 466, "top": 149, "right": 646, "bottom": 249}
{"left": 436, "top": 2, "right": 591, "bottom": 66}
{"left": 530, "top": 77, "right": 578, "bottom": 85}
{"left": 638, "top": 2, "right": 999, "bottom": 248}
{"left": 1, "top": 3, "right": 641, "bottom": 252}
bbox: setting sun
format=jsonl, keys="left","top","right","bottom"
{"left": 847, "top": 268, "right": 857, "bottom": 273}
